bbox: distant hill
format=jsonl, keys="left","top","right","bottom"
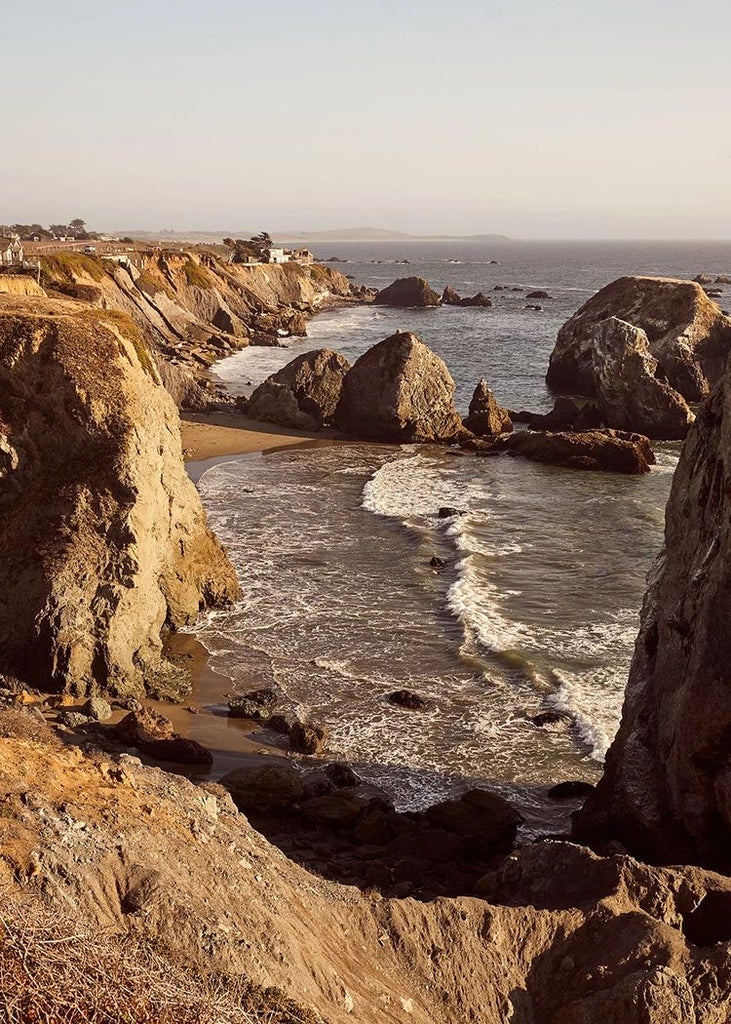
{"left": 115, "top": 226, "right": 511, "bottom": 244}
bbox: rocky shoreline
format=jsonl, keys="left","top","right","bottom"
{"left": 3, "top": 266, "right": 731, "bottom": 1020}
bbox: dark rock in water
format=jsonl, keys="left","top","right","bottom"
{"left": 140, "top": 736, "right": 213, "bottom": 766}
{"left": 694, "top": 273, "right": 715, "bottom": 284}
{"left": 246, "top": 349, "right": 351, "bottom": 430}
{"left": 548, "top": 780, "right": 595, "bottom": 800}
{"left": 289, "top": 719, "right": 328, "bottom": 755}
{"left": 442, "top": 286, "right": 462, "bottom": 306}
{"left": 548, "top": 275, "right": 731, "bottom": 402}
{"left": 526, "top": 304, "right": 543, "bottom": 311}
{"left": 706, "top": 288, "right": 723, "bottom": 298}
{"left": 267, "top": 712, "right": 295, "bottom": 735}
{"left": 373, "top": 276, "right": 441, "bottom": 307}
{"left": 335, "top": 332, "right": 463, "bottom": 443}
{"left": 228, "top": 688, "right": 277, "bottom": 720}
{"left": 531, "top": 710, "right": 574, "bottom": 732}
{"left": 511, "top": 287, "right": 524, "bottom": 292}
{"left": 424, "top": 788, "right": 523, "bottom": 852}
{"left": 220, "top": 761, "right": 305, "bottom": 813}
{"left": 387, "top": 689, "right": 429, "bottom": 711}
{"left": 324, "top": 762, "right": 362, "bottom": 788}
{"left": 463, "top": 379, "right": 512, "bottom": 437}
{"left": 460, "top": 292, "right": 493, "bottom": 308}
{"left": 495, "top": 428, "right": 654, "bottom": 475}
{"left": 429, "top": 556, "right": 447, "bottom": 569}
{"left": 493, "top": 285, "right": 505, "bottom": 291}
{"left": 438, "top": 506, "right": 466, "bottom": 518}
{"left": 527, "top": 290, "right": 551, "bottom": 299}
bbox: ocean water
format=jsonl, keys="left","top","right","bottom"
{"left": 194, "top": 241, "right": 731, "bottom": 820}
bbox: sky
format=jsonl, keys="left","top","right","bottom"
{"left": 4, "top": 0, "right": 731, "bottom": 239}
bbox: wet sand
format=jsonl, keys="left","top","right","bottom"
{"left": 160, "top": 411, "right": 344, "bottom": 775}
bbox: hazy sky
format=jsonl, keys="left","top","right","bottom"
{"left": 4, "top": 0, "right": 730, "bottom": 238}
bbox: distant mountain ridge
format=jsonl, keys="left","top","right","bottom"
{"left": 115, "top": 226, "right": 511, "bottom": 244}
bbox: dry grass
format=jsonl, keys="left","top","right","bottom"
{"left": 0, "top": 887, "right": 325, "bottom": 1024}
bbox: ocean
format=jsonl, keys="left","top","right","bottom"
{"left": 191, "top": 240, "right": 731, "bottom": 826}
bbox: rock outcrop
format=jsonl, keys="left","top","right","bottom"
{"left": 335, "top": 331, "right": 463, "bottom": 442}
{"left": 547, "top": 275, "right": 731, "bottom": 401}
{"left": 576, "top": 356, "right": 731, "bottom": 867}
{"left": 463, "top": 379, "right": 512, "bottom": 436}
{"left": 0, "top": 297, "right": 239, "bottom": 697}
{"left": 4, "top": 734, "right": 731, "bottom": 1023}
{"left": 374, "top": 277, "right": 441, "bottom": 307}
{"left": 588, "top": 317, "right": 695, "bottom": 439}
{"left": 489, "top": 428, "right": 655, "bottom": 474}
{"left": 246, "top": 348, "right": 350, "bottom": 430}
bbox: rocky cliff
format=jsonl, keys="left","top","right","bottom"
{"left": 547, "top": 276, "right": 731, "bottom": 402}
{"left": 576, "top": 352, "right": 731, "bottom": 867}
{"left": 0, "top": 297, "right": 239, "bottom": 697}
{"left": 2, "top": 730, "right": 731, "bottom": 1024}
{"left": 39, "top": 251, "right": 365, "bottom": 408}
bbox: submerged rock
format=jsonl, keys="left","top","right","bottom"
{"left": 228, "top": 688, "right": 278, "bottom": 720}
{"left": 246, "top": 348, "right": 350, "bottom": 430}
{"left": 0, "top": 298, "right": 239, "bottom": 698}
{"left": 463, "top": 379, "right": 512, "bottom": 436}
{"left": 576, "top": 356, "right": 731, "bottom": 867}
{"left": 289, "top": 719, "right": 328, "bottom": 755}
{"left": 547, "top": 275, "right": 731, "bottom": 401}
{"left": 335, "top": 332, "right": 464, "bottom": 442}
{"left": 373, "top": 276, "right": 441, "bottom": 307}
{"left": 387, "top": 689, "right": 429, "bottom": 710}
{"left": 460, "top": 292, "right": 493, "bottom": 307}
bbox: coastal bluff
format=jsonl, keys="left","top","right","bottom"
{"left": 577, "top": 346, "right": 731, "bottom": 867}
{"left": 0, "top": 296, "right": 238, "bottom": 697}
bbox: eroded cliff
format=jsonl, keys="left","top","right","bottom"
{"left": 0, "top": 297, "right": 239, "bottom": 697}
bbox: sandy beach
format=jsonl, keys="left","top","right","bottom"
{"left": 180, "top": 409, "right": 341, "bottom": 463}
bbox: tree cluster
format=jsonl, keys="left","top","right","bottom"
{"left": 223, "top": 231, "right": 273, "bottom": 263}
{"left": 1, "top": 219, "right": 99, "bottom": 241}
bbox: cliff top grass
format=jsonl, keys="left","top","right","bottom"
{"left": 183, "top": 258, "right": 214, "bottom": 289}
{"left": 40, "top": 251, "right": 108, "bottom": 287}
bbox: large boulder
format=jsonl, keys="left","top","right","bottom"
{"left": 547, "top": 276, "right": 731, "bottom": 401}
{"left": 246, "top": 348, "right": 350, "bottom": 430}
{"left": 588, "top": 317, "right": 695, "bottom": 439}
{"left": 494, "top": 428, "right": 655, "bottom": 475}
{"left": 463, "top": 379, "right": 512, "bottom": 436}
{"left": 0, "top": 297, "right": 239, "bottom": 698}
{"left": 576, "top": 358, "right": 731, "bottom": 867}
{"left": 335, "top": 331, "right": 464, "bottom": 442}
{"left": 373, "top": 277, "right": 441, "bottom": 307}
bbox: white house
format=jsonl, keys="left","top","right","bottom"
{"left": 0, "top": 234, "right": 24, "bottom": 265}
{"left": 262, "top": 247, "right": 290, "bottom": 265}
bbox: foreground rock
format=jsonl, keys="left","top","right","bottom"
{"left": 463, "top": 379, "right": 512, "bottom": 436}
{"left": 373, "top": 276, "right": 441, "bottom": 307}
{"left": 492, "top": 428, "right": 655, "bottom": 474}
{"left": 245, "top": 348, "right": 350, "bottom": 430}
{"left": 576, "top": 357, "right": 731, "bottom": 867}
{"left": 0, "top": 298, "right": 239, "bottom": 697}
{"left": 335, "top": 331, "right": 464, "bottom": 442}
{"left": 547, "top": 275, "right": 731, "bottom": 401}
{"left": 588, "top": 317, "right": 695, "bottom": 439}
{"left": 5, "top": 734, "right": 731, "bottom": 1022}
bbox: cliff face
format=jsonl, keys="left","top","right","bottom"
{"left": 2, "top": 733, "right": 731, "bottom": 1024}
{"left": 577, "top": 354, "right": 731, "bottom": 866}
{"left": 0, "top": 297, "right": 239, "bottom": 697}
{"left": 40, "top": 252, "right": 363, "bottom": 407}
{"left": 547, "top": 276, "right": 731, "bottom": 402}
